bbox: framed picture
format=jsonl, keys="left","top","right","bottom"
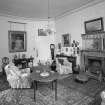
{"left": 84, "top": 17, "right": 104, "bottom": 34}
{"left": 38, "top": 29, "right": 47, "bottom": 36}
{"left": 62, "top": 34, "right": 71, "bottom": 47}
{"left": 8, "top": 31, "right": 27, "bottom": 52}
{"left": 84, "top": 38, "right": 102, "bottom": 50}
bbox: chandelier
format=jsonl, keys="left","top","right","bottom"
{"left": 43, "top": 0, "right": 55, "bottom": 35}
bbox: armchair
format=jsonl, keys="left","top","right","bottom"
{"left": 56, "top": 58, "right": 72, "bottom": 74}
{"left": 5, "top": 64, "right": 31, "bottom": 88}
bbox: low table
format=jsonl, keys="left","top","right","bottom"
{"left": 30, "top": 66, "right": 69, "bottom": 102}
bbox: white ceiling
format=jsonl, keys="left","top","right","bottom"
{"left": 0, "top": 0, "right": 103, "bottom": 20}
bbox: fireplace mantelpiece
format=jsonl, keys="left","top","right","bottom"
{"left": 80, "top": 32, "right": 105, "bottom": 75}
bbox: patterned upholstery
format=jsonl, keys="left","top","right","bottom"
{"left": 56, "top": 58, "right": 72, "bottom": 74}
{"left": 5, "top": 64, "right": 30, "bottom": 88}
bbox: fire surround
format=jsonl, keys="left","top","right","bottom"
{"left": 80, "top": 32, "right": 105, "bottom": 76}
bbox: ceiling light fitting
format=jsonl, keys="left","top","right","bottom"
{"left": 43, "top": 0, "right": 55, "bottom": 35}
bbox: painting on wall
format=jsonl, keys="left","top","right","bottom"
{"left": 62, "top": 34, "right": 71, "bottom": 47}
{"left": 84, "top": 38, "right": 102, "bottom": 50}
{"left": 8, "top": 31, "right": 27, "bottom": 52}
{"left": 84, "top": 17, "right": 104, "bottom": 34}
{"left": 38, "top": 29, "right": 47, "bottom": 36}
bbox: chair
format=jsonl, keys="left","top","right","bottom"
{"left": 56, "top": 57, "right": 72, "bottom": 74}
{"left": 1, "top": 57, "right": 9, "bottom": 76}
{"left": 5, "top": 64, "right": 31, "bottom": 88}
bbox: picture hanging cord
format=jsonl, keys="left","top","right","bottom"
{"left": 8, "top": 21, "right": 27, "bottom": 31}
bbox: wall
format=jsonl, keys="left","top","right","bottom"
{"left": 55, "top": 1, "right": 105, "bottom": 65}
{"left": 55, "top": 1, "right": 105, "bottom": 47}
{"left": 0, "top": 16, "right": 55, "bottom": 72}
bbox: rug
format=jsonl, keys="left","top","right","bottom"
{"left": 59, "top": 75, "right": 105, "bottom": 97}
{"left": 0, "top": 83, "right": 94, "bottom": 105}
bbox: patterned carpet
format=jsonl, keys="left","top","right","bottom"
{"left": 0, "top": 74, "right": 104, "bottom": 105}
{"left": 0, "top": 83, "right": 94, "bottom": 105}
{"left": 59, "top": 75, "right": 105, "bottom": 97}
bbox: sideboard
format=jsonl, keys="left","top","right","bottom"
{"left": 13, "top": 57, "right": 34, "bottom": 69}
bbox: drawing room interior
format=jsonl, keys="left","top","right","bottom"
{"left": 0, "top": 0, "right": 105, "bottom": 105}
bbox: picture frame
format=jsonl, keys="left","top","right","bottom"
{"left": 84, "top": 17, "right": 104, "bottom": 34}
{"left": 62, "top": 34, "right": 71, "bottom": 47}
{"left": 8, "top": 31, "right": 27, "bottom": 52}
{"left": 38, "top": 29, "right": 47, "bottom": 36}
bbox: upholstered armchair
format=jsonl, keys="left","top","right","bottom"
{"left": 56, "top": 57, "right": 72, "bottom": 74}
{"left": 5, "top": 64, "right": 31, "bottom": 88}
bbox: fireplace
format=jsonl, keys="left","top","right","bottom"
{"left": 87, "top": 56, "right": 103, "bottom": 74}
{"left": 80, "top": 50, "right": 105, "bottom": 76}
{"left": 80, "top": 32, "right": 105, "bottom": 76}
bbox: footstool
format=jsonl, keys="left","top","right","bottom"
{"left": 75, "top": 74, "right": 89, "bottom": 83}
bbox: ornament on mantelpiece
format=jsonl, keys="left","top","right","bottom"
{"left": 71, "top": 40, "right": 80, "bottom": 55}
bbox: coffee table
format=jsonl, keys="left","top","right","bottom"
{"left": 30, "top": 66, "right": 69, "bottom": 102}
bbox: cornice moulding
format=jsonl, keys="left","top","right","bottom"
{"left": 0, "top": 13, "right": 55, "bottom": 22}
{"left": 55, "top": 0, "right": 105, "bottom": 20}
